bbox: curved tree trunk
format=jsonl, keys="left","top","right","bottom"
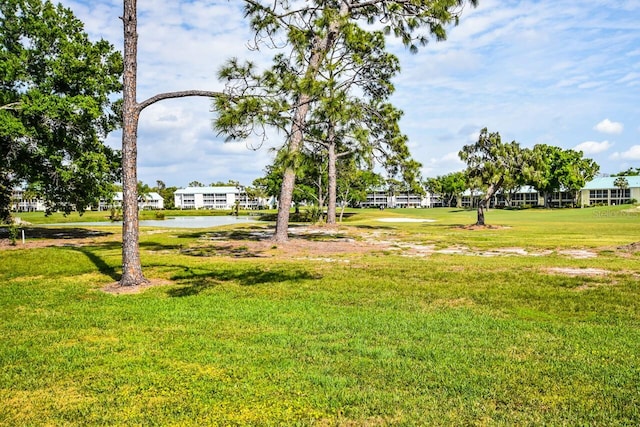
{"left": 476, "top": 182, "right": 501, "bottom": 226}
{"left": 476, "top": 201, "right": 486, "bottom": 225}
{"left": 120, "top": 0, "right": 147, "bottom": 286}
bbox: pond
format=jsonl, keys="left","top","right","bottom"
{"left": 46, "top": 215, "right": 259, "bottom": 229}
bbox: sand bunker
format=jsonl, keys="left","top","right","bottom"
{"left": 377, "top": 218, "right": 436, "bottom": 223}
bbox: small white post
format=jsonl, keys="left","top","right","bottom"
{"left": 21, "top": 229, "right": 25, "bottom": 244}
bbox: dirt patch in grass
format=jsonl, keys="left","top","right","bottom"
{"left": 0, "top": 227, "right": 113, "bottom": 250}
{"left": 0, "top": 224, "right": 624, "bottom": 264}
{"left": 102, "top": 278, "right": 174, "bottom": 295}
{"left": 556, "top": 249, "right": 598, "bottom": 259}
{"left": 617, "top": 241, "right": 640, "bottom": 253}
{"left": 206, "top": 234, "right": 378, "bottom": 259}
{"left": 546, "top": 267, "right": 611, "bottom": 277}
{"left": 185, "top": 225, "right": 380, "bottom": 259}
{"left": 457, "top": 224, "right": 511, "bottom": 230}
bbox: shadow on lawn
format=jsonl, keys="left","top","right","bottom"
{"left": 178, "top": 244, "right": 264, "bottom": 258}
{"left": 176, "top": 225, "right": 272, "bottom": 242}
{"left": 166, "top": 265, "right": 320, "bottom": 297}
{"left": 0, "top": 226, "right": 113, "bottom": 240}
{"left": 70, "top": 242, "right": 122, "bottom": 281}
{"left": 175, "top": 224, "right": 353, "bottom": 246}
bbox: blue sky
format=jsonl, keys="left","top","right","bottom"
{"left": 60, "top": 0, "right": 640, "bottom": 188}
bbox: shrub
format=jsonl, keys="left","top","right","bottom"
{"left": 8, "top": 224, "right": 18, "bottom": 245}
{"left": 109, "top": 207, "right": 122, "bottom": 221}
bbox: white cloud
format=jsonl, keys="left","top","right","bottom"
{"left": 610, "top": 145, "right": 640, "bottom": 161}
{"left": 594, "top": 119, "right": 624, "bottom": 134}
{"left": 573, "top": 140, "right": 612, "bottom": 154}
{"left": 617, "top": 72, "right": 640, "bottom": 84}
{"left": 421, "top": 151, "right": 466, "bottom": 177}
{"left": 441, "top": 151, "right": 465, "bottom": 163}
{"left": 57, "top": 0, "right": 640, "bottom": 184}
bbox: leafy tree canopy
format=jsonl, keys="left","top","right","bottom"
{"left": 0, "top": 0, "right": 122, "bottom": 221}
{"left": 459, "top": 128, "right": 534, "bottom": 224}
{"left": 424, "top": 171, "right": 467, "bottom": 207}
{"left": 528, "top": 144, "right": 599, "bottom": 206}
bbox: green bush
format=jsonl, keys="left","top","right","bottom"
{"left": 8, "top": 224, "right": 18, "bottom": 245}
{"left": 109, "top": 207, "right": 122, "bottom": 221}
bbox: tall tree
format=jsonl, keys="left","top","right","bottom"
{"left": 0, "top": 0, "right": 122, "bottom": 223}
{"left": 218, "top": 0, "right": 478, "bottom": 242}
{"left": 459, "top": 128, "right": 533, "bottom": 225}
{"left": 303, "top": 24, "right": 412, "bottom": 225}
{"left": 119, "top": 0, "right": 221, "bottom": 286}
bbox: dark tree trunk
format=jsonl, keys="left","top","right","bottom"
{"left": 476, "top": 182, "right": 500, "bottom": 226}
{"left": 120, "top": 0, "right": 147, "bottom": 286}
{"left": 476, "top": 201, "right": 486, "bottom": 225}
{"left": 0, "top": 172, "right": 13, "bottom": 224}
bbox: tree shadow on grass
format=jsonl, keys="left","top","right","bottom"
{"left": 0, "top": 226, "right": 113, "bottom": 240}
{"left": 289, "top": 230, "right": 354, "bottom": 242}
{"left": 179, "top": 244, "right": 264, "bottom": 258}
{"left": 70, "top": 242, "right": 122, "bottom": 281}
{"left": 138, "top": 239, "right": 268, "bottom": 258}
{"left": 175, "top": 225, "right": 273, "bottom": 242}
{"left": 176, "top": 225, "right": 356, "bottom": 248}
{"left": 139, "top": 241, "right": 183, "bottom": 252}
{"left": 166, "top": 265, "right": 321, "bottom": 297}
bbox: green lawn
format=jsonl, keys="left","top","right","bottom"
{"left": 12, "top": 208, "right": 246, "bottom": 224}
{"left": 1, "top": 206, "right": 639, "bottom": 425}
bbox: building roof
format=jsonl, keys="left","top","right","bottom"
{"left": 174, "top": 186, "right": 240, "bottom": 195}
{"left": 582, "top": 176, "right": 640, "bottom": 190}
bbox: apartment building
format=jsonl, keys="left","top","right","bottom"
{"left": 579, "top": 176, "right": 640, "bottom": 206}
{"left": 10, "top": 188, "right": 46, "bottom": 212}
{"left": 174, "top": 186, "right": 264, "bottom": 210}
{"left": 358, "top": 189, "right": 433, "bottom": 208}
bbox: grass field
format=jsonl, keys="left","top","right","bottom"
{"left": 1, "top": 206, "right": 639, "bottom": 425}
